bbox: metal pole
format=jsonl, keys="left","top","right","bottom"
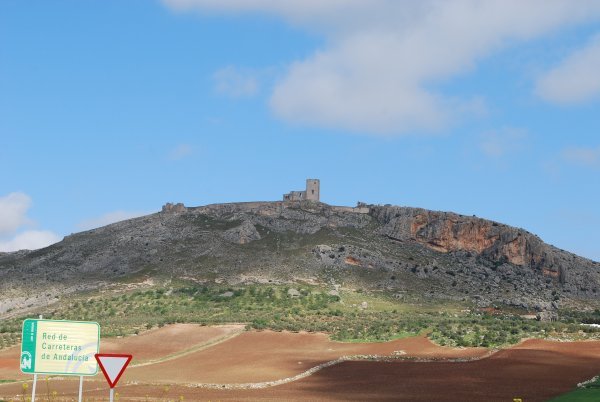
{"left": 110, "top": 387, "right": 114, "bottom": 402}
{"left": 31, "top": 374, "right": 38, "bottom": 402}
{"left": 31, "top": 315, "right": 42, "bottom": 402}
{"left": 78, "top": 376, "right": 83, "bottom": 402}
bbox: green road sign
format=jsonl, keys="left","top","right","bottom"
{"left": 20, "top": 319, "right": 100, "bottom": 376}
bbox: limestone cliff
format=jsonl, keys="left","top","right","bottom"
{"left": 370, "top": 206, "right": 567, "bottom": 282}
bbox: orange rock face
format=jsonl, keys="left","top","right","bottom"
{"left": 412, "top": 215, "right": 499, "bottom": 254}
{"left": 379, "top": 208, "right": 559, "bottom": 276}
{"left": 501, "top": 236, "right": 527, "bottom": 266}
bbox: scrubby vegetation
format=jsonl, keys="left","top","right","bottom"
{"left": 428, "top": 314, "right": 593, "bottom": 347}
{"left": 1, "top": 284, "right": 599, "bottom": 350}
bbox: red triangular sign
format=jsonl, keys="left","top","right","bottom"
{"left": 95, "top": 353, "right": 132, "bottom": 388}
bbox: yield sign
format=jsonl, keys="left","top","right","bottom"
{"left": 95, "top": 354, "right": 132, "bottom": 388}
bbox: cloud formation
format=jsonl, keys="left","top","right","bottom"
{"left": 480, "top": 128, "right": 529, "bottom": 158}
{"left": 536, "top": 34, "right": 600, "bottom": 104}
{"left": 163, "top": 0, "right": 600, "bottom": 134}
{"left": 562, "top": 146, "right": 600, "bottom": 168}
{"left": 0, "top": 192, "right": 61, "bottom": 252}
{"left": 168, "top": 144, "right": 193, "bottom": 160}
{"left": 76, "top": 210, "right": 149, "bottom": 231}
{"left": 213, "top": 66, "right": 259, "bottom": 98}
{"left": 0, "top": 192, "right": 32, "bottom": 235}
{"left": 0, "top": 230, "right": 61, "bottom": 253}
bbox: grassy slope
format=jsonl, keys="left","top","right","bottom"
{"left": 549, "top": 377, "right": 600, "bottom": 401}
{"left": 1, "top": 281, "right": 599, "bottom": 353}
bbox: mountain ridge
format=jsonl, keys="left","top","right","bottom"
{"left": 1, "top": 200, "right": 598, "bottom": 316}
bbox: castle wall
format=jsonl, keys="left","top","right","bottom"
{"left": 283, "top": 191, "right": 306, "bottom": 201}
{"left": 330, "top": 206, "right": 370, "bottom": 214}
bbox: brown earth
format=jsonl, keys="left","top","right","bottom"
{"left": 0, "top": 324, "right": 244, "bottom": 381}
{"left": 128, "top": 330, "right": 488, "bottom": 384}
{"left": 1, "top": 326, "right": 599, "bottom": 401}
{"left": 101, "top": 323, "right": 244, "bottom": 362}
{"left": 0, "top": 345, "right": 26, "bottom": 381}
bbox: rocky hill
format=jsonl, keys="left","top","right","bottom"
{"left": 1, "top": 201, "right": 599, "bottom": 316}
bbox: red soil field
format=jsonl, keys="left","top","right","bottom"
{"left": 1, "top": 326, "right": 599, "bottom": 401}
{"left": 0, "top": 324, "right": 243, "bottom": 381}
{"left": 101, "top": 323, "right": 244, "bottom": 362}
{"left": 129, "top": 330, "right": 488, "bottom": 384}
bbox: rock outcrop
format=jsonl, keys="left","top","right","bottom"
{"left": 370, "top": 206, "right": 568, "bottom": 283}
{"left": 222, "top": 220, "right": 261, "bottom": 244}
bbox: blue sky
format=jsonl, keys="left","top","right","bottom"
{"left": 0, "top": 0, "right": 599, "bottom": 261}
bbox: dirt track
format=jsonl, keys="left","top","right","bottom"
{"left": 1, "top": 325, "right": 599, "bottom": 401}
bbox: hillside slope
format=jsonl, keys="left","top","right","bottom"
{"left": 1, "top": 201, "right": 598, "bottom": 315}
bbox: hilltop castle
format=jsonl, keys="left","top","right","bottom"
{"left": 283, "top": 179, "right": 320, "bottom": 202}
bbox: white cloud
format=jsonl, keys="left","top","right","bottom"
{"left": 0, "top": 230, "right": 61, "bottom": 253}
{"left": 0, "top": 192, "right": 32, "bottom": 235}
{"left": 213, "top": 66, "right": 259, "bottom": 98}
{"left": 162, "top": 0, "right": 368, "bottom": 26}
{"left": 76, "top": 210, "right": 148, "bottom": 231}
{"left": 536, "top": 34, "right": 600, "bottom": 104}
{"left": 0, "top": 192, "right": 61, "bottom": 252}
{"left": 562, "top": 146, "right": 600, "bottom": 168}
{"left": 480, "top": 128, "right": 529, "bottom": 158}
{"left": 168, "top": 143, "right": 193, "bottom": 160}
{"left": 163, "top": 0, "right": 600, "bottom": 135}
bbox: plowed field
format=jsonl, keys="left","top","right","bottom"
{"left": 1, "top": 325, "right": 598, "bottom": 401}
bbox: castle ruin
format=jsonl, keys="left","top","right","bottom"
{"left": 162, "top": 202, "right": 187, "bottom": 213}
{"left": 283, "top": 179, "right": 320, "bottom": 202}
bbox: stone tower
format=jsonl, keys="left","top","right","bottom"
{"left": 283, "top": 179, "right": 320, "bottom": 201}
{"left": 305, "top": 179, "right": 320, "bottom": 201}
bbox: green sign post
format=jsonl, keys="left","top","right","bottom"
{"left": 21, "top": 319, "right": 100, "bottom": 402}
